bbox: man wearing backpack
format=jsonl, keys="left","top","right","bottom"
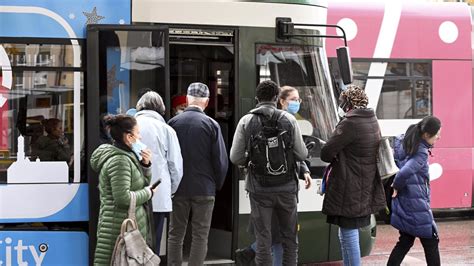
{"left": 230, "top": 80, "right": 308, "bottom": 265}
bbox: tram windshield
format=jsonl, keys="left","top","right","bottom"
{"left": 256, "top": 44, "right": 338, "bottom": 145}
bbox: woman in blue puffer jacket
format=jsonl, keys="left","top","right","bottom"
{"left": 388, "top": 116, "right": 441, "bottom": 266}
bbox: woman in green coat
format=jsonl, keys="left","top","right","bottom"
{"left": 90, "top": 114, "right": 155, "bottom": 265}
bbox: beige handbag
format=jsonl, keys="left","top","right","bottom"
{"left": 377, "top": 138, "right": 399, "bottom": 180}
{"left": 111, "top": 192, "right": 160, "bottom": 266}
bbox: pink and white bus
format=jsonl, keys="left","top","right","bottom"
{"left": 326, "top": 0, "right": 473, "bottom": 210}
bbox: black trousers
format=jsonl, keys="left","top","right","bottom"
{"left": 387, "top": 230, "right": 440, "bottom": 266}
{"left": 249, "top": 192, "right": 298, "bottom": 266}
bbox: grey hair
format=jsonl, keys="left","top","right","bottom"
{"left": 136, "top": 91, "right": 165, "bottom": 115}
{"left": 187, "top": 95, "right": 208, "bottom": 105}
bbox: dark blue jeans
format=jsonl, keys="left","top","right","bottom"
{"left": 153, "top": 212, "right": 169, "bottom": 255}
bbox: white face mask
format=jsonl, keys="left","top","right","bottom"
{"left": 175, "top": 110, "right": 184, "bottom": 115}
{"left": 338, "top": 106, "right": 346, "bottom": 118}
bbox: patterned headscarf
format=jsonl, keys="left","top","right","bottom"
{"left": 341, "top": 85, "right": 368, "bottom": 109}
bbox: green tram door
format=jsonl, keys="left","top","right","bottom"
{"left": 87, "top": 25, "right": 238, "bottom": 263}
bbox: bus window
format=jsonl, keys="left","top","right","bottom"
{"left": 256, "top": 44, "right": 338, "bottom": 144}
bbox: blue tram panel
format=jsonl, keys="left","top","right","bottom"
{"left": 0, "top": 231, "right": 88, "bottom": 266}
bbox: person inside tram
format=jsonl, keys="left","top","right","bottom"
{"left": 415, "top": 87, "right": 429, "bottom": 116}
{"left": 413, "top": 63, "right": 429, "bottom": 76}
{"left": 387, "top": 63, "right": 406, "bottom": 76}
{"left": 31, "top": 118, "right": 72, "bottom": 165}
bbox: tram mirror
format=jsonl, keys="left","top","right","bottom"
{"left": 336, "top": 47, "right": 353, "bottom": 85}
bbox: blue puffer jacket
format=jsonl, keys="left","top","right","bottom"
{"left": 391, "top": 136, "right": 437, "bottom": 238}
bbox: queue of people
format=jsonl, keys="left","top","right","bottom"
{"left": 90, "top": 80, "right": 441, "bottom": 266}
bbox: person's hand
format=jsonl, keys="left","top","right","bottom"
{"left": 150, "top": 185, "right": 158, "bottom": 194}
{"left": 59, "top": 135, "right": 68, "bottom": 145}
{"left": 304, "top": 172, "right": 312, "bottom": 189}
{"left": 140, "top": 148, "right": 152, "bottom": 165}
{"left": 392, "top": 188, "right": 398, "bottom": 198}
{"left": 147, "top": 185, "right": 158, "bottom": 198}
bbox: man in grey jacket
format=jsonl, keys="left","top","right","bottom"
{"left": 135, "top": 91, "right": 183, "bottom": 255}
{"left": 230, "top": 80, "right": 307, "bottom": 265}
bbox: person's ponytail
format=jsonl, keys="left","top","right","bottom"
{"left": 403, "top": 124, "right": 422, "bottom": 155}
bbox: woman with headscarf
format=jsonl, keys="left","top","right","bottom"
{"left": 320, "top": 85, "right": 386, "bottom": 266}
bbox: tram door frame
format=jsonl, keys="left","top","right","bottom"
{"left": 86, "top": 24, "right": 170, "bottom": 264}
{"left": 164, "top": 24, "right": 240, "bottom": 260}
{"left": 87, "top": 24, "right": 240, "bottom": 262}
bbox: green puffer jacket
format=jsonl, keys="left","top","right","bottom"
{"left": 90, "top": 144, "right": 152, "bottom": 266}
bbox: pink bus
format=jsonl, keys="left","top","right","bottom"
{"left": 326, "top": 0, "right": 473, "bottom": 210}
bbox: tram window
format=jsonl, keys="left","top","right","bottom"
{"left": 0, "top": 70, "right": 83, "bottom": 183}
{"left": 386, "top": 62, "right": 407, "bottom": 76}
{"left": 328, "top": 59, "right": 432, "bottom": 119}
{"left": 97, "top": 30, "right": 166, "bottom": 116}
{"left": 3, "top": 43, "right": 78, "bottom": 68}
{"left": 375, "top": 79, "right": 431, "bottom": 119}
{"left": 412, "top": 63, "right": 430, "bottom": 76}
{"left": 352, "top": 61, "right": 370, "bottom": 76}
{"left": 375, "top": 79, "right": 412, "bottom": 119}
{"left": 256, "top": 44, "right": 338, "bottom": 145}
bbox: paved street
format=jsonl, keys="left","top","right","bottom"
{"left": 315, "top": 219, "right": 474, "bottom": 265}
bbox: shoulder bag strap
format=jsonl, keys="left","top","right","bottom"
{"left": 128, "top": 191, "right": 137, "bottom": 221}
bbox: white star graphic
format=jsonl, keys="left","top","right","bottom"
{"left": 83, "top": 7, "right": 105, "bottom": 25}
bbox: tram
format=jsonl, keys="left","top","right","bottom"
{"left": 326, "top": 0, "right": 473, "bottom": 211}
{"left": 0, "top": 0, "right": 376, "bottom": 264}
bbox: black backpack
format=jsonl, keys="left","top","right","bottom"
{"left": 246, "top": 109, "right": 295, "bottom": 187}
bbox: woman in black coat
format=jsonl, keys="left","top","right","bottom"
{"left": 320, "top": 85, "right": 386, "bottom": 266}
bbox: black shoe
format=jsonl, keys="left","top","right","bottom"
{"left": 235, "top": 247, "right": 256, "bottom": 266}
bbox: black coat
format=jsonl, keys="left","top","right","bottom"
{"left": 320, "top": 108, "right": 386, "bottom": 218}
{"left": 168, "top": 106, "right": 228, "bottom": 197}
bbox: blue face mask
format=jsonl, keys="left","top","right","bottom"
{"left": 131, "top": 140, "right": 147, "bottom": 160}
{"left": 287, "top": 100, "right": 300, "bottom": 115}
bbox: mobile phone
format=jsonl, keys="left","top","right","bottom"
{"left": 150, "top": 179, "right": 161, "bottom": 190}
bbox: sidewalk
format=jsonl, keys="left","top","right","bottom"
{"left": 315, "top": 219, "right": 474, "bottom": 265}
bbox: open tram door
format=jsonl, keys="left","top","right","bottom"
{"left": 86, "top": 24, "right": 237, "bottom": 264}
{"left": 86, "top": 25, "right": 170, "bottom": 264}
